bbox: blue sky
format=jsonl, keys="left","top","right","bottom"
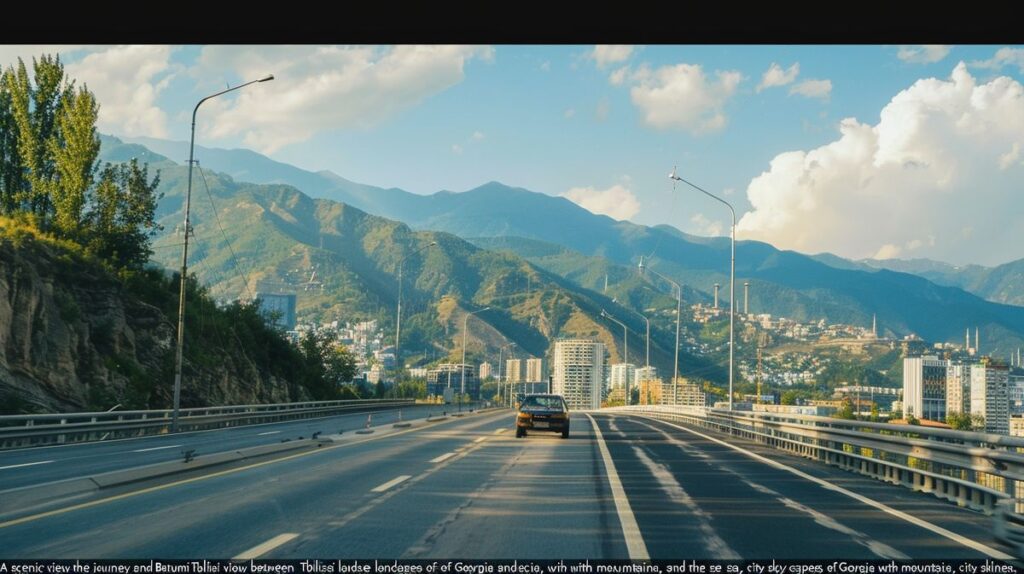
{"left": 2, "top": 45, "right": 1023, "bottom": 266}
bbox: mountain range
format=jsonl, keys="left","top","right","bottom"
{"left": 112, "top": 135, "right": 1024, "bottom": 357}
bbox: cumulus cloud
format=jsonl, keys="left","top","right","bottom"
{"left": 66, "top": 45, "right": 176, "bottom": 138}
{"left": 609, "top": 66, "right": 630, "bottom": 86}
{"left": 971, "top": 47, "right": 1024, "bottom": 73}
{"left": 561, "top": 184, "right": 640, "bottom": 221}
{"left": 595, "top": 97, "right": 610, "bottom": 121}
{"left": 999, "top": 143, "right": 1021, "bottom": 170}
{"left": 564, "top": 108, "right": 576, "bottom": 119}
{"left": 757, "top": 62, "right": 799, "bottom": 92}
{"left": 591, "top": 45, "right": 634, "bottom": 69}
{"left": 626, "top": 63, "right": 742, "bottom": 133}
{"left": 897, "top": 45, "right": 952, "bottom": 64}
{"left": 690, "top": 213, "right": 724, "bottom": 237}
{"left": 196, "top": 45, "right": 493, "bottom": 153}
{"left": 0, "top": 46, "right": 95, "bottom": 67}
{"left": 789, "top": 79, "right": 832, "bottom": 99}
{"left": 736, "top": 63, "right": 1024, "bottom": 266}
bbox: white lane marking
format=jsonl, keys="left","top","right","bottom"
{"left": 631, "top": 419, "right": 906, "bottom": 559}
{"left": 639, "top": 415, "right": 1014, "bottom": 560}
{"left": 257, "top": 431, "right": 281, "bottom": 436}
{"left": 233, "top": 533, "right": 299, "bottom": 559}
{"left": 430, "top": 452, "right": 457, "bottom": 463}
{"left": 630, "top": 445, "right": 740, "bottom": 559}
{"left": 0, "top": 460, "right": 54, "bottom": 471}
{"left": 132, "top": 444, "right": 183, "bottom": 453}
{"left": 586, "top": 414, "right": 650, "bottom": 560}
{"left": 473, "top": 437, "right": 487, "bottom": 443}
{"left": 494, "top": 428, "right": 508, "bottom": 434}
{"left": 371, "top": 475, "right": 412, "bottom": 493}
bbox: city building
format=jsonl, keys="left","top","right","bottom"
{"left": 1010, "top": 375, "right": 1024, "bottom": 417}
{"left": 551, "top": 339, "right": 605, "bottom": 410}
{"left": 478, "top": 362, "right": 494, "bottom": 381}
{"left": 946, "top": 363, "right": 971, "bottom": 417}
{"left": 1010, "top": 417, "right": 1024, "bottom": 437}
{"left": 609, "top": 363, "right": 637, "bottom": 396}
{"left": 505, "top": 359, "right": 524, "bottom": 383}
{"left": 526, "top": 358, "right": 546, "bottom": 382}
{"left": 638, "top": 377, "right": 663, "bottom": 405}
{"left": 903, "top": 355, "right": 948, "bottom": 422}
{"left": 255, "top": 292, "right": 297, "bottom": 330}
{"left": 662, "top": 378, "right": 707, "bottom": 407}
{"left": 971, "top": 360, "right": 1009, "bottom": 435}
{"left": 426, "top": 364, "right": 479, "bottom": 399}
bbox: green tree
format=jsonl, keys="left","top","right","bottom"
{"left": 298, "top": 330, "right": 358, "bottom": 400}
{"left": 49, "top": 86, "right": 99, "bottom": 235}
{"left": 869, "top": 403, "right": 880, "bottom": 422}
{"left": 0, "top": 68, "right": 23, "bottom": 214}
{"left": 835, "top": 398, "right": 855, "bottom": 420}
{"left": 86, "top": 159, "right": 162, "bottom": 269}
{"left": 946, "top": 411, "right": 972, "bottom": 431}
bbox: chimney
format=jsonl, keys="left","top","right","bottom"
{"left": 744, "top": 282, "right": 750, "bottom": 315}
{"left": 714, "top": 283, "right": 720, "bottom": 309}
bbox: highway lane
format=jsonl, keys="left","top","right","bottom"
{"left": 0, "top": 410, "right": 1012, "bottom": 560}
{"left": 0, "top": 403, "right": 448, "bottom": 491}
{"left": 594, "top": 414, "right": 1006, "bottom": 560}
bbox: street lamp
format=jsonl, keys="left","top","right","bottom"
{"left": 395, "top": 241, "right": 437, "bottom": 380}
{"left": 638, "top": 256, "right": 682, "bottom": 397}
{"left": 172, "top": 74, "right": 274, "bottom": 433}
{"left": 615, "top": 298, "right": 649, "bottom": 369}
{"left": 600, "top": 309, "right": 631, "bottom": 405}
{"left": 459, "top": 306, "right": 490, "bottom": 412}
{"left": 669, "top": 166, "right": 736, "bottom": 410}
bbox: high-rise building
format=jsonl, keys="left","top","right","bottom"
{"left": 609, "top": 363, "right": 637, "bottom": 391}
{"left": 426, "top": 364, "right": 479, "bottom": 399}
{"left": 903, "top": 356, "right": 948, "bottom": 422}
{"left": 636, "top": 366, "right": 658, "bottom": 384}
{"left": 255, "top": 292, "right": 297, "bottom": 330}
{"left": 1009, "top": 375, "right": 1024, "bottom": 416}
{"left": 478, "top": 362, "right": 494, "bottom": 380}
{"left": 551, "top": 339, "right": 605, "bottom": 410}
{"left": 505, "top": 359, "right": 524, "bottom": 383}
{"left": 946, "top": 363, "right": 971, "bottom": 417}
{"left": 639, "top": 377, "right": 663, "bottom": 405}
{"left": 526, "top": 358, "right": 546, "bottom": 382}
{"left": 971, "top": 360, "right": 1009, "bottom": 435}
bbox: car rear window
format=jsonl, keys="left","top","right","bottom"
{"left": 521, "top": 396, "right": 566, "bottom": 410}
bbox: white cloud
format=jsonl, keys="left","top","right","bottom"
{"left": 595, "top": 97, "right": 610, "bottom": 121}
{"left": 66, "top": 45, "right": 176, "bottom": 138}
{"left": 757, "top": 62, "right": 799, "bottom": 92}
{"left": 690, "top": 213, "right": 724, "bottom": 237}
{"left": 591, "top": 45, "right": 634, "bottom": 69}
{"left": 196, "top": 45, "right": 493, "bottom": 153}
{"left": 873, "top": 244, "right": 902, "bottom": 260}
{"left": 564, "top": 108, "right": 576, "bottom": 119}
{"left": 451, "top": 144, "right": 463, "bottom": 155}
{"left": 737, "top": 63, "right": 1024, "bottom": 266}
{"left": 471, "top": 131, "right": 485, "bottom": 141}
{"left": 897, "top": 45, "right": 952, "bottom": 64}
{"left": 999, "top": 143, "right": 1021, "bottom": 170}
{"left": 540, "top": 61, "right": 551, "bottom": 72}
{"left": 609, "top": 66, "right": 630, "bottom": 86}
{"left": 789, "top": 79, "right": 832, "bottom": 100}
{"left": 561, "top": 184, "right": 640, "bottom": 221}
{"left": 626, "top": 63, "right": 742, "bottom": 133}
{"left": 971, "top": 47, "right": 1024, "bottom": 73}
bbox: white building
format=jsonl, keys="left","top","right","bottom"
{"left": 971, "top": 361, "right": 1009, "bottom": 435}
{"left": 946, "top": 363, "right": 971, "bottom": 417}
{"left": 551, "top": 339, "right": 605, "bottom": 411}
{"left": 903, "top": 356, "right": 948, "bottom": 422}
{"left": 505, "top": 359, "right": 524, "bottom": 383}
{"left": 478, "top": 362, "right": 494, "bottom": 381}
{"left": 526, "top": 357, "right": 546, "bottom": 382}
{"left": 1009, "top": 375, "right": 1024, "bottom": 416}
{"left": 636, "top": 366, "right": 658, "bottom": 384}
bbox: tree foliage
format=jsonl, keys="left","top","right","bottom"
{"left": 0, "top": 54, "right": 159, "bottom": 269}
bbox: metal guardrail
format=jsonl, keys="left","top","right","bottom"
{"left": 0, "top": 398, "right": 416, "bottom": 450}
{"left": 608, "top": 404, "right": 1024, "bottom": 553}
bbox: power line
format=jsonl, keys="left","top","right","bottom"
{"left": 196, "top": 164, "right": 256, "bottom": 302}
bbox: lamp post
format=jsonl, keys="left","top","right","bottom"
{"left": 638, "top": 257, "right": 682, "bottom": 399}
{"left": 600, "top": 309, "right": 631, "bottom": 405}
{"left": 459, "top": 306, "right": 490, "bottom": 412}
{"left": 395, "top": 241, "right": 437, "bottom": 381}
{"left": 172, "top": 74, "right": 274, "bottom": 433}
{"left": 669, "top": 166, "right": 736, "bottom": 410}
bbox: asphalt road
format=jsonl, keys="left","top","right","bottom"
{"left": 0, "top": 411, "right": 1011, "bottom": 559}
{"left": 0, "top": 403, "right": 448, "bottom": 490}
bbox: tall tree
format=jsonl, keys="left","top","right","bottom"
{"left": 86, "top": 159, "right": 162, "bottom": 269}
{"left": 0, "top": 69, "right": 23, "bottom": 214}
{"left": 50, "top": 86, "right": 99, "bottom": 235}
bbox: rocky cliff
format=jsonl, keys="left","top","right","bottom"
{"left": 0, "top": 225, "right": 308, "bottom": 414}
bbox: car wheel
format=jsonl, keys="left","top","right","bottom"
{"left": 516, "top": 427, "right": 525, "bottom": 438}
{"left": 561, "top": 429, "right": 569, "bottom": 439}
